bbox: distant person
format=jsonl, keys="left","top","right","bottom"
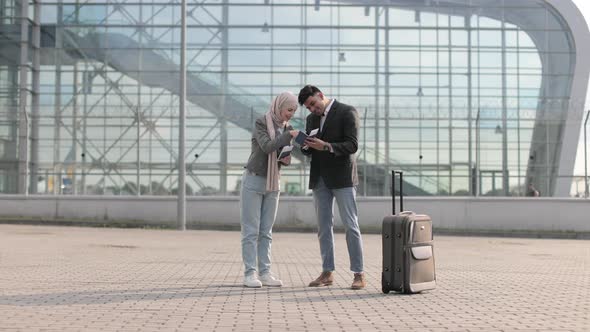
{"left": 298, "top": 84, "right": 366, "bottom": 290}
{"left": 526, "top": 183, "right": 540, "bottom": 197}
{"left": 240, "top": 91, "right": 300, "bottom": 288}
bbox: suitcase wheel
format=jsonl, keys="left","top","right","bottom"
{"left": 381, "top": 276, "right": 390, "bottom": 294}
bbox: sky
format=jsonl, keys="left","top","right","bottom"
{"left": 573, "top": 0, "right": 590, "bottom": 32}
{"left": 570, "top": 0, "right": 590, "bottom": 180}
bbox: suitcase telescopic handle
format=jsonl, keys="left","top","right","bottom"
{"left": 391, "top": 170, "right": 403, "bottom": 214}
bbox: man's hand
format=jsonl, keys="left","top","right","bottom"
{"left": 305, "top": 137, "right": 329, "bottom": 151}
{"left": 279, "top": 155, "right": 291, "bottom": 165}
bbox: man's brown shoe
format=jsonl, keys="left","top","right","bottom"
{"left": 351, "top": 272, "right": 366, "bottom": 290}
{"left": 308, "top": 271, "right": 334, "bottom": 287}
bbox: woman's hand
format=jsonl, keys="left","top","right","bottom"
{"left": 289, "top": 130, "right": 300, "bottom": 138}
{"left": 279, "top": 155, "right": 291, "bottom": 165}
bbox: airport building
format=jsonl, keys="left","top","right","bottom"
{"left": 1, "top": 0, "right": 589, "bottom": 197}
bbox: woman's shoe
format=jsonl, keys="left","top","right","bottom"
{"left": 259, "top": 273, "right": 283, "bottom": 287}
{"left": 243, "top": 274, "right": 262, "bottom": 288}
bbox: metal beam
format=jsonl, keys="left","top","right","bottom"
{"left": 501, "top": 20, "right": 509, "bottom": 196}
{"left": 29, "top": 0, "right": 41, "bottom": 194}
{"left": 219, "top": 0, "right": 228, "bottom": 195}
{"left": 466, "top": 13, "right": 473, "bottom": 196}
{"left": 384, "top": 7, "right": 390, "bottom": 196}
{"left": 17, "top": 0, "right": 30, "bottom": 195}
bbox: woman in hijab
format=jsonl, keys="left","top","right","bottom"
{"left": 240, "top": 91, "right": 299, "bottom": 288}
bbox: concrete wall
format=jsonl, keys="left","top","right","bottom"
{"left": 0, "top": 195, "right": 588, "bottom": 235}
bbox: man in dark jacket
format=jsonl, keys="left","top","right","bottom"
{"left": 298, "top": 85, "right": 366, "bottom": 290}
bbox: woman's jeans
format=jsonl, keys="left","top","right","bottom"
{"left": 240, "top": 171, "right": 280, "bottom": 277}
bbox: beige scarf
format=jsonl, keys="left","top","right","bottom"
{"left": 265, "top": 91, "right": 298, "bottom": 192}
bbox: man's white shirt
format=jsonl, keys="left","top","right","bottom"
{"left": 320, "top": 99, "right": 335, "bottom": 132}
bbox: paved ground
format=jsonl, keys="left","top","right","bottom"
{"left": 0, "top": 224, "right": 588, "bottom": 331}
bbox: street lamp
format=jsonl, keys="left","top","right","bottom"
{"left": 584, "top": 109, "right": 589, "bottom": 198}
{"left": 177, "top": 0, "right": 188, "bottom": 231}
{"left": 475, "top": 108, "right": 480, "bottom": 196}
{"left": 363, "top": 107, "right": 367, "bottom": 196}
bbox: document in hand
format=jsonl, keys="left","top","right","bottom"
{"left": 295, "top": 128, "right": 319, "bottom": 145}
{"left": 278, "top": 145, "right": 293, "bottom": 160}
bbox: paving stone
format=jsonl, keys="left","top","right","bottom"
{"left": 0, "top": 225, "right": 588, "bottom": 331}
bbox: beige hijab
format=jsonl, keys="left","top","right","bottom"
{"left": 265, "top": 91, "right": 298, "bottom": 192}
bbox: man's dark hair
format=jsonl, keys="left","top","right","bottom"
{"left": 298, "top": 85, "right": 322, "bottom": 105}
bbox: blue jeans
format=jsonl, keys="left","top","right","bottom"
{"left": 313, "top": 177, "right": 364, "bottom": 273}
{"left": 240, "top": 171, "right": 280, "bottom": 277}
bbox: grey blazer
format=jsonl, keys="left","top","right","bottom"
{"left": 245, "top": 116, "right": 293, "bottom": 177}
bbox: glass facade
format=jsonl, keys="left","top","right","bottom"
{"left": 0, "top": 0, "right": 581, "bottom": 196}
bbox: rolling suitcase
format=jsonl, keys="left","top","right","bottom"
{"left": 382, "top": 170, "right": 436, "bottom": 294}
